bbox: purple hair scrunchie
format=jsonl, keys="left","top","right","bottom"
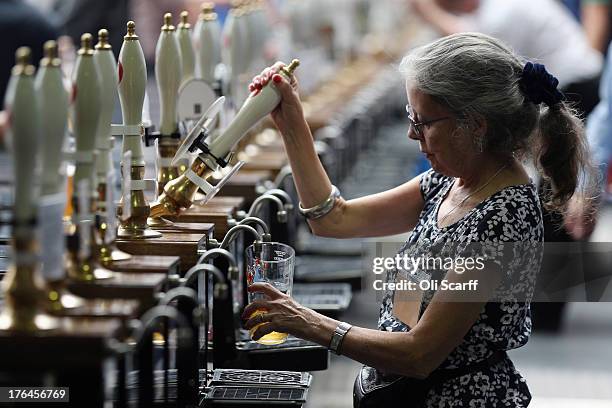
{"left": 519, "top": 62, "right": 565, "bottom": 107}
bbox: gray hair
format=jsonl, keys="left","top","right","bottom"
{"left": 400, "top": 32, "right": 536, "bottom": 154}
{"left": 400, "top": 32, "right": 596, "bottom": 211}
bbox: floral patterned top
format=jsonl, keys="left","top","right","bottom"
{"left": 378, "top": 169, "right": 543, "bottom": 407}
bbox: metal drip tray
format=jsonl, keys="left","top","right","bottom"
{"left": 203, "top": 386, "right": 307, "bottom": 407}
{"left": 122, "top": 368, "right": 311, "bottom": 404}
{"left": 123, "top": 369, "right": 205, "bottom": 403}
{"left": 236, "top": 334, "right": 319, "bottom": 351}
{"left": 292, "top": 283, "right": 352, "bottom": 312}
{"left": 211, "top": 369, "right": 311, "bottom": 387}
{"left": 234, "top": 335, "right": 329, "bottom": 372}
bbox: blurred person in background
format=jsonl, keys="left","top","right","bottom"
{"left": 409, "top": 0, "right": 604, "bottom": 331}
{"left": 566, "top": 42, "right": 612, "bottom": 240}
{"left": 562, "top": 0, "right": 611, "bottom": 55}
{"left": 0, "top": 0, "right": 58, "bottom": 147}
{"left": 130, "top": 0, "right": 189, "bottom": 64}
{"left": 409, "top": 0, "right": 603, "bottom": 118}
{"left": 130, "top": 0, "right": 232, "bottom": 65}
{"left": 51, "top": 0, "right": 128, "bottom": 54}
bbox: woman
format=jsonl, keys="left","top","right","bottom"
{"left": 242, "top": 33, "right": 593, "bottom": 406}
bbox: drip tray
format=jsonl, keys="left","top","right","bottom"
{"left": 234, "top": 335, "right": 329, "bottom": 372}
{"left": 211, "top": 369, "right": 311, "bottom": 387}
{"left": 292, "top": 283, "right": 352, "bottom": 312}
{"left": 123, "top": 369, "right": 204, "bottom": 403}
{"left": 122, "top": 369, "right": 310, "bottom": 404}
{"left": 202, "top": 386, "right": 307, "bottom": 407}
{"left": 236, "top": 334, "right": 318, "bottom": 350}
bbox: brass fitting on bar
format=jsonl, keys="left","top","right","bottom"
{"left": 150, "top": 157, "right": 216, "bottom": 218}
{"left": 96, "top": 181, "right": 132, "bottom": 264}
{"left": 117, "top": 165, "right": 162, "bottom": 239}
{"left": 0, "top": 236, "right": 59, "bottom": 331}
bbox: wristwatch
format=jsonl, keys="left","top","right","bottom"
{"left": 329, "top": 322, "right": 352, "bottom": 355}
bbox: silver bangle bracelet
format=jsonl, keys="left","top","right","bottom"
{"left": 298, "top": 185, "right": 341, "bottom": 219}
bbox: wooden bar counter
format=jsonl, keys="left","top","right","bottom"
{"left": 115, "top": 230, "right": 212, "bottom": 273}
{"left": 178, "top": 205, "right": 235, "bottom": 241}
{"left": 216, "top": 170, "right": 273, "bottom": 205}
{"left": 107, "top": 254, "right": 180, "bottom": 276}
{"left": 0, "top": 317, "right": 121, "bottom": 408}
{"left": 67, "top": 271, "right": 166, "bottom": 309}
{"left": 241, "top": 152, "right": 288, "bottom": 177}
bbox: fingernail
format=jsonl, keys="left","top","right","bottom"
{"left": 249, "top": 84, "right": 255, "bottom": 91}
{"left": 273, "top": 74, "right": 282, "bottom": 83}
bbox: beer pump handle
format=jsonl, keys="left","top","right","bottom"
{"left": 36, "top": 40, "right": 69, "bottom": 196}
{"left": 208, "top": 59, "right": 300, "bottom": 159}
{"left": 177, "top": 11, "right": 196, "bottom": 83}
{"left": 71, "top": 33, "right": 101, "bottom": 187}
{"left": 195, "top": 2, "right": 222, "bottom": 85}
{"left": 118, "top": 21, "right": 147, "bottom": 166}
{"left": 156, "top": 13, "right": 182, "bottom": 136}
{"left": 94, "top": 29, "right": 118, "bottom": 190}
{"left": 94, "top": 29, "right": 118, "bottom": 152}
{"left": 4, "top": 47, "right": 40, "bottom": 224}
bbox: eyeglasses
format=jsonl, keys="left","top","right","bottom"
{"left": 405, "top": 105, "right": 450, "bottom": 139}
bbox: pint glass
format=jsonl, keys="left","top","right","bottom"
{"left": 246, "top": 242, "right": 295, "bottom": 345}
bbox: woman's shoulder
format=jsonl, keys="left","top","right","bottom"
{"left": 419, "top": 168, "right": 453, "bottom": 201}
{"left": 474, "top": 182, "right": 543, "bottom": 241}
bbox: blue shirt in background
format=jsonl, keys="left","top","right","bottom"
{"left": 586, "top": 42, "right": 612, "bottom": 190}
{"left": 563, "top": 0, "right": 582, "bottom": 19}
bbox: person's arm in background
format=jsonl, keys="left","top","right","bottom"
{"left": 565, "top": 42, "right": 612, "bottom": 239}
{"left": 407, "top": 0, "right": 473, "bottom": 36}
{"left": 0, "top": 111, "right": 6, "bottom": 150}
{"left": 581, "top": 0, "right": 611, "bottom": 54}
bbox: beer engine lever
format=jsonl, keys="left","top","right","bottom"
{"left": 151, "top": 60, "right": 300, "bottom": 218}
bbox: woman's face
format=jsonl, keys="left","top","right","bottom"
{"left": 406, "top": 87, "right": 474, "bottom": 177}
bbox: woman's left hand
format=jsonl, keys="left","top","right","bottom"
{"left": 242, "top": 282, "right": 319, "bottom": 342}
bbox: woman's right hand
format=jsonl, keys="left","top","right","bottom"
{"left": 249, "top": 62, "right": 305, "bottom": 137}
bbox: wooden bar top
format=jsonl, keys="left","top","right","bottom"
{"left": 207, "top": 196, "right": 247, "bottom": 211}
{"left": 179, "top": 206, "right": 234, "bottom": 240}
{"left": 67, "top": 272, "right": 166, "bottom": 306}
{"left": 52, "top": 298, "right": 140, "bottom": 321}
{"left": 217, "top": 170, "right": 273, "bottom": 205}
{"left": 115, "top": 232, "right": 209, "bottom": 272}
{"left": 150, "top": 221, "right": 214, "bottom": 235}
{"left": 106, "top": 254, "right": 180, "bottom": 276}
{"left": 0, "top": 317, "right": 120, "bottom": 367}
{"left": 241, "top": 151, "right": 288, "bottom": 176}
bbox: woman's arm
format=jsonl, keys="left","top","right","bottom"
{"left": 408, "top": 0, "right": 472, "bottom": 36}
{"left": 243, "top": 263, "right": 502, "bottom": 378}
{"left": 581, "top": 1, "right": 611, "bottom": 54}
{"left": 252, "top": 65, "right": 425, "bottom": 238}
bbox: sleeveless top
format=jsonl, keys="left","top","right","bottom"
{"left": 378, "top": 169, "right": 543, "bottom": 407}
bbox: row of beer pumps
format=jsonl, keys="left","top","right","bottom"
{"left": 1, "top": 0, "right": 300, "bottom": 332}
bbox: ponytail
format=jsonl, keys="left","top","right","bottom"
{"left": 536, "top": 101, "right": 598, "bottom": 211}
